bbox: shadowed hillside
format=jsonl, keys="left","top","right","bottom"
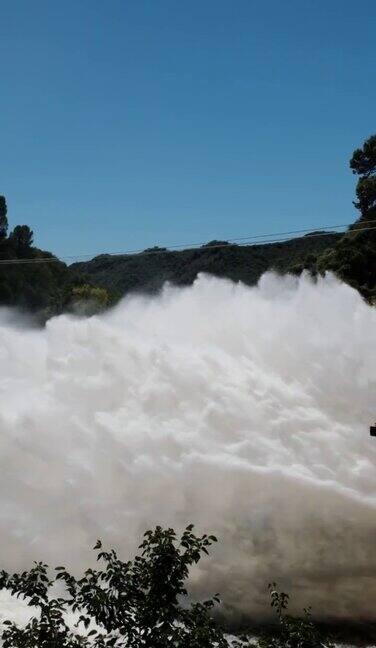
{"left": 0, "top": 199, "right": 70, "bottom": 318}
{"left": 2, "top": 133, "right": 376, "bottom": 314}
{"left": 71, "top": 232, "right": 341, "bottom": 297}
{"left": 72, "top": 134, "right": 376, "bottom": 304}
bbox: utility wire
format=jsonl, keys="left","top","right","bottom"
{"left": 0, "top": 221, "right": 375, "bottom": 266}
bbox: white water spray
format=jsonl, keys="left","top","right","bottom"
{"left": 0, "top": 272, "right": 375, "bottom": 625}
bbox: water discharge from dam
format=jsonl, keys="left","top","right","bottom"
{"left": 0, "top": 272, "right": 375, "bottom": 625}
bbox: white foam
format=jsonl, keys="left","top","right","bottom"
{"left": 0, "top": 272, "right": 375, "bottom": 623}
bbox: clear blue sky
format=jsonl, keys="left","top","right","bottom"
{"left": 1, "top": 0, "right": 375, "bottom": 259}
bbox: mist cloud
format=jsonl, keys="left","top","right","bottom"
{"left": 0, "top": 272, "right": 375, "bottom": 624}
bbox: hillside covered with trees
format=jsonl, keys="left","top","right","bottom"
{"left": 0, "top": 194, "right": 342, "bottom": 320}
{"left": 70, "top": 134, "right": 376, "bottom": 303}
{"left": 0, "top": 197, "right": 116, "bottom": 320}
{"left": 1, "top": 133, "right": 375, "bottom": 319}
{"left": 71, "top": 232, "right": 341, "bottom": 298}
{"left": 0, "top": 196, "right": 70, "bottom": 318}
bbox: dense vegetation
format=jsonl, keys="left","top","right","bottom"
{"left": 71, "top": 232, "right": 340, "bottom": 298}
{"left": 72, "top": 134, "right": 376, "bottom": 302}
{"left": 1, "top": 133, "right": 375, "bottom": 318}
{"left": 0, "top": 197, "right": 115, "bottom": 320}
{"left": 317, "top": 134, "right": 376, "bottom": 301}
{"left": 0, "top": 197, "right": 69, "bottom": 317}
{"left": 0, "top": 525, "right": 332, "bottom": 648}
{"left": 0, "top": 195, "right": 341, "bottom": 320}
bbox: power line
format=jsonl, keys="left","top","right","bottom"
{"left": 0, "top": 221, "right": 375, "bottom": 266}
{"left": 56, "top": 220, "right": 376, "bottom": 259}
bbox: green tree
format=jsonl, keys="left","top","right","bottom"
{"left": 257, "top": 584, "right": 333, "bottom": 648}
{"left": 0, "top": 526, "right": 334, "bottom": 648}
{"left": 317, "top": 134, "right": 376, "bottom": 299}
{"left": 350, "top": 134, "right": 376, "bottom": 178}
{"left": 10, "top": 224, "right": 34, "bottom": 254}
{"left": 0, "top": 195, "right": 8, "bottom": 239}
{"left": 350, "top": 134, "right": 376, "bottom": 220}
{"left": 68, "top": 284, "right": 113, "bottom": 315}
{"left": 0, "top": 526, "right": 230, "bottom": 648}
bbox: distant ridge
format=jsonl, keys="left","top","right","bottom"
{"left": 71, "top": 231, "right": 341, "bottom": 298}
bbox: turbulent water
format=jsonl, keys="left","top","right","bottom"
{"left": 0, "top": 272, "right": 375, "bottom": 627}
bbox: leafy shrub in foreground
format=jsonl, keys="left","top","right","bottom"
{"left": 0, "top": 526, "right": 230, "bottom": 647}
{"left": 0, "top": 526, "right": 332, "bottom": 648}
{"left": 257, "top": 584, "right": 333, "bottom": 648}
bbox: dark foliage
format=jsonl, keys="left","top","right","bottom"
{"left": 9, "top": 225, "right": 34, "bottom": 254}
{"left": 350, "top": 134, "right": 376, "bottom": 179}
{"left": 0, "top": 526, "right": 230, "bottom": 648}
{"left": 2, "top": 134, "right": 376, "bottom": 314}
{"left": 71, "top": 234, "right": 340, "bottom": 299}
{"left": 201, "top": 240, "right": 232, "bottom": 247}
{"left": 0, "top": 527, "right": 336, "bottom": 648}
{"left": 0, "top": 199, "right": 121, "bottom": 319}
{"left": 318, "top": 133, "right": 376, "bottom": 301}
{"left": 0, "top": 527, "right": 334, "bottom": 648}
{"left": 257, "top": 584, "right": 333, "bottom": 648}
{"left": 0, "top": 237, "right": 70, "bottom": 316}
{"left": 143, "top": 246, "right": 168, "bottom": 254}
{"left": 0, "top": 195, "right": 8, "bottom": 239}
{"left": 0, "top": 197, "right": 70, "bottom": 316}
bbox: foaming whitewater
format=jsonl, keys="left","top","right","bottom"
{"left": 0, "top": 272, "right": 376, "bottom": 627}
